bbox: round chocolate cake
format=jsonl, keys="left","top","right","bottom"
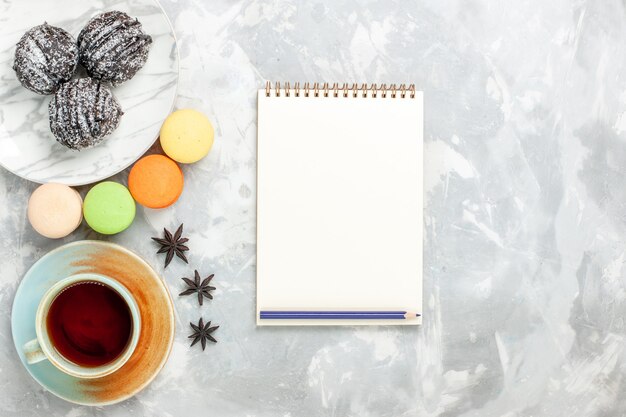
{"left": 78, "top": 11, "right": 152, "bottom": 85}
{"left": 49, "top": 78, "right": 123, "bottom": 150}
{"left": 13, "top": 23, "right": 79, "bottom": 95}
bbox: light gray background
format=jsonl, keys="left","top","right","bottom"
{"left": 1, "top": 0, "right": 626, "bottom": 415}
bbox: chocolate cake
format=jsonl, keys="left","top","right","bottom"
{"left": 13, "top": 23, "right": 79, "bottom": 95}
{"left": 77, "top": 11, "right": 152, "bottom": 85}
{"left": 48, "top": 78, "right": 123, "bottom": 150}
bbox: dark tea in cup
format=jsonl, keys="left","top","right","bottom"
{"left": 46, "top": 281, "right": 132, "bottom": 367}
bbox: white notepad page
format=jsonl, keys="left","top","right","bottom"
{"left": 257, "top": 87, "right": 423, "bottom": 325}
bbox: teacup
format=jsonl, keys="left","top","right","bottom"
{"left": 23, "top": 273, "right": 141, "bottom": 379}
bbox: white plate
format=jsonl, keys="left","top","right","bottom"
{"left": 0, "top": 0, "right": 178, "bottom": 185}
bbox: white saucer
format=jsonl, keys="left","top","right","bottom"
{"left": 0, "top": 0, "right": 178, "bottom": 185}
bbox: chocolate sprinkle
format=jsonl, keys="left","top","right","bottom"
{"left": 13, "top": 23, "right": 79, "bottom": 95}
{"left": 48, "top": 78, "right": 123, "bottom": 150}
{"left": 78, "top": 11, "right": 152, "bottom": 85}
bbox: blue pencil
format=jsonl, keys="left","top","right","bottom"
{"left": 260, "top": 311, "right": 420, "bottom": 320}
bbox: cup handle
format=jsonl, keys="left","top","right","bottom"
{"left": 23, "top": 339, "right": 47, "bottom": 364}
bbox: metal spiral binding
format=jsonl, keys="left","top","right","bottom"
{"left": 265, "top": 82, "right": 416, "bottom": 98}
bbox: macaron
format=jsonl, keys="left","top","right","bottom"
{"left": 160, "top": 109, "right": 214, "bottom": 163}
{"left": 83, "top": 181, "right": 136, "bottom": 235}
{"left": 28, "top": 183, "right": 83, "bottom": 239}
{"left": 129, "top": 154, "right": 184, "bottom": 208}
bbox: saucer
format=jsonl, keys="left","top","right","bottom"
{"left": 11, "top": 241, "right": 175, "bottom": 406}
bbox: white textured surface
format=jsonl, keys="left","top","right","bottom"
{"left": 2, "top": 0, "right": 626, "bottom": 415}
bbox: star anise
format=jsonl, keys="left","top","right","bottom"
{"left": 179, "top": 270, "right": 215, "bottom": 305}
{"left": 189, "top": 318, "right": 219, "bottom": 350}
{"left": 151, "top": 224, "right": 189, "bottom": 268}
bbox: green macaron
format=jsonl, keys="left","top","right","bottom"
{"left": 83, "top": 181, "right": 136, "bottom": 235}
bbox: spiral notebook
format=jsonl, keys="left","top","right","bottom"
{"left": 257, "top": 82, "right": 423, "bottom": 326}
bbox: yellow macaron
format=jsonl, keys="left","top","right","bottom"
{"left": 160, "top": 109, "right": 214, "bottom": 163}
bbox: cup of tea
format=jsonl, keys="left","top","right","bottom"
{"left": 22, "top": 273, "right": 141, "bottom": 379}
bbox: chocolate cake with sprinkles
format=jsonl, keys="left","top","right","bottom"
{"left": 78, "top": 11, "right": 152, "bottom": 85}
{"left": 48, "top": 78, "right": 123, "bottom": 150}
{"left": 13, "top": 23, "right": 79, "bottom": 95}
